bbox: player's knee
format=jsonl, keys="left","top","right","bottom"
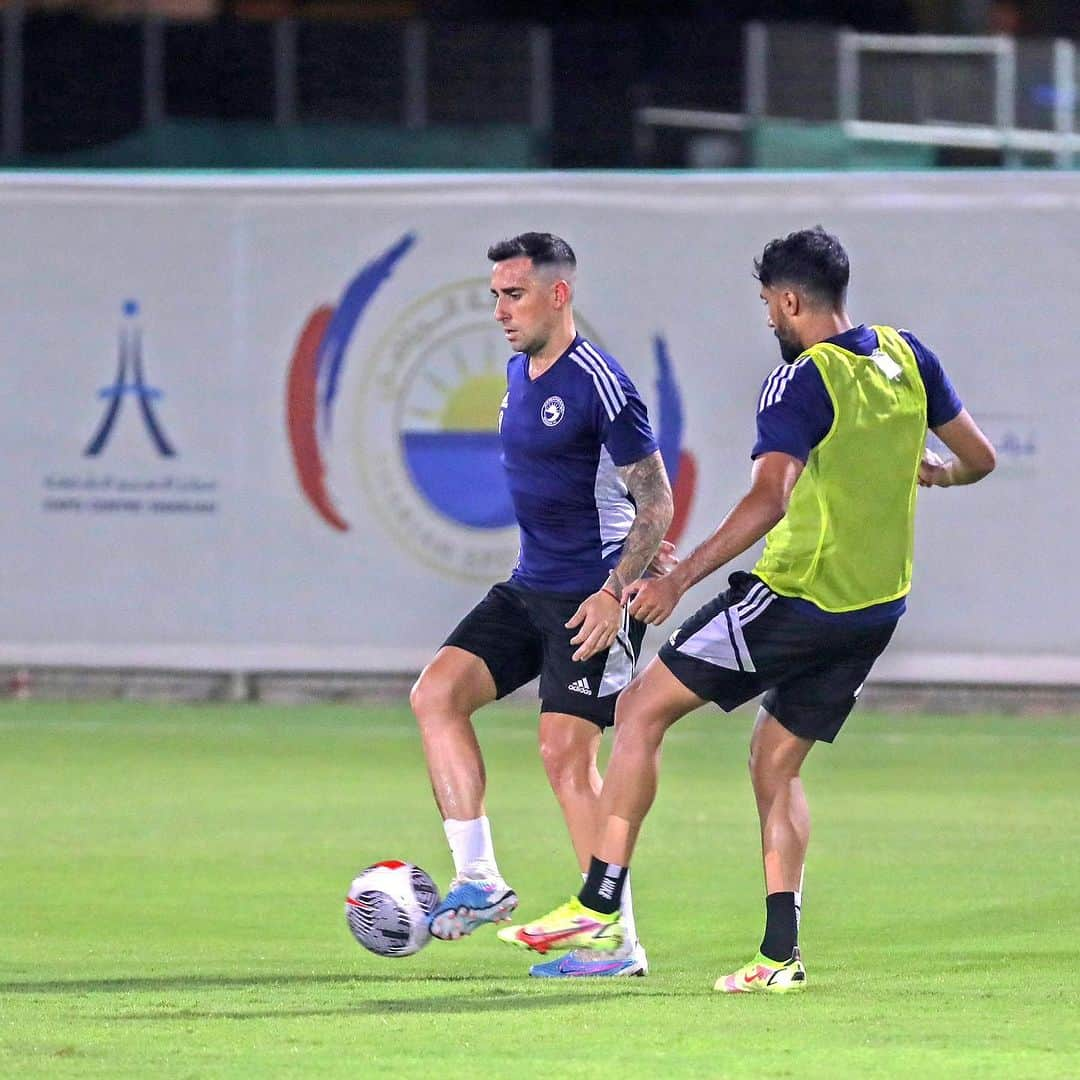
{"left": 537, "top": 735, "right": 561, "bottom": 775}
{"left": 538, "top": 735, "right": 585, "bottom": 789}
{"left": 748, "top": 740, "right": 770, "bottom": 778}
{"left": 748, "top": 747, "right": 769, "bottom": 793}
{"left": 748, "top": 742, "right": 799, "bottom": 794}
{"left": 748, "top": 755, "right": 780, "bottom": 803}
{"left": 614, "top": 694, "right": 668, "bottom": 749}
{"left": 409, "top": 671, "right": 454, "bottom": 725}
{"left": 408, "top": 675, "right": 430, "bottom": 722}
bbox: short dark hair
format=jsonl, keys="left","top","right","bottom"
{"left": 753, "top": 226, "right": 849, "bottom": 309}
{"left": 487, "top": 232, "right": 576, "bottom": 271}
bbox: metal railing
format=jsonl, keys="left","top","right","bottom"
{"left": 635, "top": 23, "right": 1080, "bottom": 169}
{"left": 838, "top": 32, "right": 1077, "bottom": 168}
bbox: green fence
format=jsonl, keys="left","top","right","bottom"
{"left": 24, "top": 120, "right": 543, "bottom": 169}
{"left": 751, "top": 119, "right": 934, "bottom": 170}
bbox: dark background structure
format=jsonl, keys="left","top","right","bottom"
{"left": 3, "top": 0, "right": 1079, "bottom": 167}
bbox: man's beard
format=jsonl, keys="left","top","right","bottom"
{"left": 522, "top": 331, "right": 548, "bottom": 358}
{"left": 776, "top": 331, "right": 803, "bottom": 364}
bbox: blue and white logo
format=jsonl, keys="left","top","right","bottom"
{"left": 40, "top": 300, "right": 217, "bottom": 517}
{"left": 84, "top": 300, "right": 175, "bottom": 458}
{"left": 287, "top": 233, "right": 697, "bottom": 580}
{"left": 541, "top": 396, "right": 565, "bottom": 427}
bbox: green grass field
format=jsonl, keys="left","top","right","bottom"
{"left": 2, "top": 700, "right": 1078, "bottom": 1078}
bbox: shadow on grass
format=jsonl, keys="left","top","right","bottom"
{"left": 0, "top": 972, "right": 533, "bottom": 995}
{"left": 102, "top": 990, "right": 642, "bottom": 1021}
{"left": 5, "top": 973, "right": 676, "bottom": 1020}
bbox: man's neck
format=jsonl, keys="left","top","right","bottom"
{"left": 528, "top": 322, "right": 577, "bottom": 378}
{"left": 800, "top": 310, "right": 855, "bottom": 349}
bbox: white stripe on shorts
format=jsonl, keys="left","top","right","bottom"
{"left": 734, "top": 584, "right": 775, "bottom": 625}
{"left": 675, "top": 602, "right": 756, "bottom": 673}
{"left": 599, "top": 604, "right": 636, "bottom": 696}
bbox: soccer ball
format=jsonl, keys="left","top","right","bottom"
{"left": 344, "top": 860, "right": 440, "bottom": 958}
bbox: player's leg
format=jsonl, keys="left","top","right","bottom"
{"left": 750, "top": 707, "right": 813, "bottom": 936}
{"left": 716, "top": 616, "right": 899, "bottom": 993}
{"left": 502, "top": 575, "right": 770, "bottom": 956}
{"left": 592, "top": 658, "right": 706, "bottom": 867}
{"left": 412, "top": 647, "right": 517, "bottom": 939}
{"left": 411, "top": 646, "right": 497, "bottom": 825}
{"left": 713, "top": 708, "right": 814, "bottom": 994}
{"left": 532, "top": 709, "right": 649, "bottom": 976}
{"left": 537, "top": 710, "right": 602, "bottom": 873}
{"left": 413, "top": 583, "right": 542, "bottom": 940}
{"left": 510, "top": 594, "right": 660, "bottom": 972}
{"left": 714, "top": 713, "right": 814, "bottom": 994}
{"left": 502, "top": 657, "right": 704, "bottom": 957}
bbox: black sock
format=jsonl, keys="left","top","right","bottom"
{"left": 759, "top": 891, "right": 798, "bottom": 963}
{"left": 578, "top": 856, "right": 627, "bottom": 915}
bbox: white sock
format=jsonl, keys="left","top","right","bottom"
{"left": 619, "top": 871, "right": 639, "bottom": 949}
{"left": 443, "top": 816, "right": 498, "bottom": 878}
{"left": 794, "top": 867, "right": 804, "bottom": 932}
{"left": 581, "top": 870, "right": 639, "bottom": 951}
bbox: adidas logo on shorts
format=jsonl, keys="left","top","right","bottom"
{"left": 567, "top": 677, "right": 592, "bottom": 695}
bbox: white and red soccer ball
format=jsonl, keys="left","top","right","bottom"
{"left": 345, "top": 860, "right": 440, "bottom": 958}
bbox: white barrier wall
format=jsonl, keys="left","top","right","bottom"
{"left": 0, "top": 171, "right": 1074, "bottom": 683}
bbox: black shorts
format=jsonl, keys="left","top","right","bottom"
{"left": 658, "top": 572, "right": 898, "bottom": 743}
{"left": 444, "top": 580, "right": 647, "bottom": 729}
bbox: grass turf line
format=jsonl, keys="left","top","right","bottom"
{"left": 1, "top": 701, "right": 1077, "bottom": 1078}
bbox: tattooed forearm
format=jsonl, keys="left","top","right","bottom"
{"left": 605, "top": 450, "right": 674, "bottom": 598}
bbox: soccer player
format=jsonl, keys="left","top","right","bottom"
{"left": 412, "top": 232, "right": 673, "bottom": 977}
{"left": 500, "top": 226, "right": 996, "bottom": 991}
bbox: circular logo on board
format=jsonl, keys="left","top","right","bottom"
{"left": 356, "top": 278, "right": 518, "bottom": 581}
{"left": 285, "top": 232, "right": 682, "bottom": 587}
{"left": 355, "top": 279, "right": 603, "bottom": 581}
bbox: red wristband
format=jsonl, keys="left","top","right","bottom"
{"left": 600, "top": 587, "right": 621, "bottom": 603}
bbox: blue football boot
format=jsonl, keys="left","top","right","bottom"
{"left": 429, "top": 864, "right": 518, "bottom": 941}
{"left": 529, "top": 941, "right": 648, "bottom": 977}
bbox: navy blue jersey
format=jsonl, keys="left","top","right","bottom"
{"left": 749, "top": 325, "right": 963, "bottom": 626}
{"left": 499, "top": 334, "right": 658, "bottom": 594}
{"left": 752, "top": 326, "right": 962, "bottom": 463}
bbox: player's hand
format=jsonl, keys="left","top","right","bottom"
{"left": 645, "top": 540, "right": 678, "bottom": 578}
{"left": 919, "top": 447, "right": 948, "bottom": 487}
{"left": 566, "top": 590, "right": 622, "bottom": 662}
{"left": 624, "top": 574, "right": 683, "bottom": 625}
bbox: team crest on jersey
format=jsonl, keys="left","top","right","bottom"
{"left": 541, "top": 396, "right": 565, "bottom": 427}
